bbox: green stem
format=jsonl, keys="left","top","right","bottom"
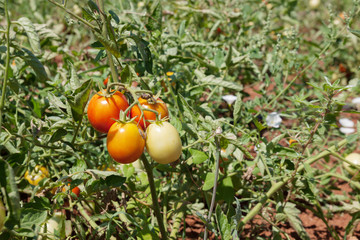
{"left": 140, "top": 154, "right": 167, "bottom": 239}
{"left": 323, "top": 172, "right": 360, "bottom": 190}
{"left": 98, "top": 0, "right": 120, "bottom": 83}
{"left": 0, "top": 0, "right": 11, "bottom": 136}
{"left": 204, "top": 138, "right": 220, "bottom": 240}
{"left": 238, "top": 138, "right": 348, "bottom": 231}
{"left": 47, "top": 0, "right": 96, "bottom": 30}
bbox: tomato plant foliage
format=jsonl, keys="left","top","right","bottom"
{"left": 1, "top": 0, "right": 360, "bottom": 239}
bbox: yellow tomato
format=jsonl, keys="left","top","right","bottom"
{"left": 24, "top": 166, "right": 49, "bottom": 186}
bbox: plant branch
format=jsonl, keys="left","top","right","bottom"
{"left": 0, "top": 0, "right": 11, "bottom": 136}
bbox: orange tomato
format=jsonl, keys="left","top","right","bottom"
{"left": 107, "top": 121, "right": 145, "bottom": 164}
{"left": 87, "top": 90, "right": 129, "bottom": 133}
{"left": 62, "top": 184, "right": 80, "bottom": 197}
{"left": 130, "top": 97, "right": 169, "bottom": 129}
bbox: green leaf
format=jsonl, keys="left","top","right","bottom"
{"left": 87, "top": 0, "right": 100, "bottom": 14}
{"left": 93, "top": 31, "right": 120, "bottom": 58}
{"left": 69, "top": 62, "right": 81, "bottom": 90}
{"left": 18, "top": 48, "right": 48, "bottom": 81}
{"left": 215, "top": 205, "right": 232, "bottom": 239}
{"left": 23, "top": 197, "right": 51, "bottom": 210}
{"left": 231, "top": 198, "right": 241, "bottom": 238}
{"left": 178, "top": 20, "right": 186, "bottom": 39}
{"left": 120, "top": 65, "right": 131, "bottom": 83}
{"left": 203, "top": 172, "right": 215, "bottom": 191}
{"left": 217, "top": 176, "right": 234, "bottom": 203}
{"left": 225, "top": 45, "right": 233, "bottom": 67}
{"left": 109, "top": 10, "right": 120, "bottom": 24}
{"left": 86, "top": 169, "right": 124, "bottom": 178}
{"left": 82, "top": 7, "right": 96, "bottom": 22}
{"left": 20, "top": 209, "right": 47, "bottom": 229}
{"left": 348, "top": 28, "right": 360, "bottom": 39}
{"left": 233, "top": 94, "right": 242, "bottom": 125}
{"left": 229, "top": 140, "right": 254, "bottom": 160}
{"left": 68, "top": 80, "right": 92, "bottom": 122}
{"left": 178, "top": 94, "right": 198, "bottom": 123}
{"left": 197, "top": 75, "right": 243, "bottom": 91}
{"left": 0, "top": 160, "right": 21, "bottom": 229}
{"left": 189, "top": 149, "right": 208, "bottom": 164}
{"left": 128, "top": 35, "right": 153, "bottom": 74}
{"left": 345, "top": 212, "right": 360, "bottom": 239}
{"left": 104, "top": 175, "right": 126, "bottom": 188}
{"left": 70, "top": 159, "right": 87, "bottom": 175}
{"left": 0, "top": 1, "right": 4, "bottom": 16}
{"left": 17, "top": 17, "right": 41, "bottom": 54}
{"left": 48, "top": 92, "right": 67, "bottom": 111}
{"left": 284, "top": 203, "right": 310, "bottom": 240}
{"left": 146, "top": 0, "right": 162, "bottom": 31}
{"left": 48, "top": 129, "right": 68, "bottom": 143}
{"left": 214, "top": 49, "right": 224, "bottom": 68}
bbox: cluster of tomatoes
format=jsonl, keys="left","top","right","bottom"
{"left": 87, "top": 82, "right": 182, "bottom": 165}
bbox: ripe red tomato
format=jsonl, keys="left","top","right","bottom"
{"left": 107, "top": 121, "right": 145, "bottom": 164}
{"left": 130, "top": 97, "right": 169, "bottom": 129}
{"left": 87, "top": 90, "right": 129, "bottom": 133}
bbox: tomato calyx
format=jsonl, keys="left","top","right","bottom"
{"left": 97, "top": 82, "right": 127, "bottom": 98}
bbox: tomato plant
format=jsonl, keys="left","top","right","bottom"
{"left": 130, "top": 97, "right": 168, "bottom": 129}
{"left": 145, "top": 121, "right": 182, "bottom": 164}
{"left": 87, "top": 90, "right": 129, "bottom": 133}
{"left": 107, "top": 121, "right": 145, "bottom": 164}
{"left": 24, "top": 166, "right": 49, "bottom": 186}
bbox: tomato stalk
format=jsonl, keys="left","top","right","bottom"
{"left": 140, "top": 154, "right": 167, "bottom": 239}
{"left": 0, "top": 0, "right": 11, "bottom": 136}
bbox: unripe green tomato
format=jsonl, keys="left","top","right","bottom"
{"left": 343, "top": 153, "right": 360, "bottom": 179}
{"left": 0, "top": 199, "right": 5, "bottom": 232}
{"left": 145, "top": 122, "right": 182, "bottom": 164}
